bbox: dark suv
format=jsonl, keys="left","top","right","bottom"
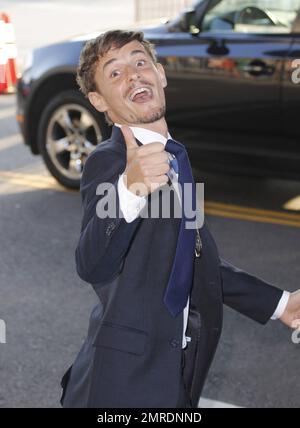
{"left": 17, "top": 0, "right": 300, "bottom": 188}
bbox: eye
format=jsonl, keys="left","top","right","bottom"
{"left": 136, "top": 59, "right": 146, "bottom": 67}
{"left": 110, "top": 69, "right": 120, "bottom": 78}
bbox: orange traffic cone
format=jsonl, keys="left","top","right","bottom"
{"left": 0, "top": 12, "right": 18, "bottom": 94}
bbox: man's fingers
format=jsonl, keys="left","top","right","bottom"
{"left": 121, "top": 125, "right": 138, "bottom": 150}
{"left": 147, "top": 174, "right": 169, "bottom": 188}
{"left": 137, "top": 142, "right": 165, "bottom": 156}
{"left": 121, "top": 127, "right": 170, "bottom": 196}
{"left": 140, "top": 151, "right": 170, "bottom": 165}
{"left": 143, "top": 162, "right": 170, "bottom": 177}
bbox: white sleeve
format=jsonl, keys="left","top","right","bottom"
{"left": 117, "top": 173, "right": 147, "bottom": 223}
{"left": 270, "top": 290, "right": 290, "bottom": 320}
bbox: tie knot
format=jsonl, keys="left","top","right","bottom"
{"left": 166, "top": 139, "right": 186, "bottom": 157}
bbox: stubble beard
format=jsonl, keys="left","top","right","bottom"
{"left": 134, "top": 105, "right": 166, "bottom": 124}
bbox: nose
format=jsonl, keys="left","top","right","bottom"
{"left": 126, "top": 64, "right": 140, "bottom": 81}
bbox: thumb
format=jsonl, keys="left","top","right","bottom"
{"left": 121, "top": 125, "right": 138, "bottom": 150}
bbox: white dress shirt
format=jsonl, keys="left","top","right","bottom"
{"left": 115, "top": 124, "right": 290, "bottom": 348}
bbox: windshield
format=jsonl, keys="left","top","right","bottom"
{"left": 170, "top": 0, "right": 300, "bottom": 34}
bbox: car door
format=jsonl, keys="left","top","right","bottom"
{"left": 156, "top": 0, "right": 296, "bottom": 164}
{"left": 281, "top": 8, "right": 300, "bottom": 145}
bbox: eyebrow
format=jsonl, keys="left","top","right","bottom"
{"left": 102, "top": 49, "right": 147, "bottom": 72}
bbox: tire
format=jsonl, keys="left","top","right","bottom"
{"left": 38, "top": 89, "right": 109, "bottom": 189}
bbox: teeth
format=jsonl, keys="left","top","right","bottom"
{"left": 130, "top": 87, "right": 151, "bottom": 101}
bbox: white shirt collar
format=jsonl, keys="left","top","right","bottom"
{"left": 115, "top": 123, "right": 171, "bottom": 147}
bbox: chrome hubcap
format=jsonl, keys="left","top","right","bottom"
{"left": 46, "top": 104, "right": 102, "bottom": 180}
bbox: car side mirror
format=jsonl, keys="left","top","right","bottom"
{"left": 179, "top": 9, "right": 199, "bottom": 34}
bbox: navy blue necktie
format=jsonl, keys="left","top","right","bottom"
{"left": 163, "top": 139, "right": 197, "bottom": 317}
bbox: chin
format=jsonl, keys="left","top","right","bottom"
{"left": 135, "top": 106, "right": 166, "bottom": 124}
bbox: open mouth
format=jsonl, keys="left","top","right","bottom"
{"left": 129, "top": 87, "right": 153, "bottom": 103}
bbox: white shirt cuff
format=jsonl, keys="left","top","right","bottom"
{"left": 271, "top": 290, "right": 290, "bottom": 320}
{"left": 117, "top": 173, "right": 147, "bottom": 223}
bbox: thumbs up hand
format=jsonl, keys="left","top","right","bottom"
{"left": 121, "top": 126, "right": 170, "bottom": 197}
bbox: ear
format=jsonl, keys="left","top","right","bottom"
{"left": 88, "top": 91, "right": 108, "bottom": 113}
{"left": 156, "top": 63, "right": 167, "bottom": 89}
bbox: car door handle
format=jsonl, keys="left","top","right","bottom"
{"left": 206, "top": 39, "right": 229, "bottom": 55}
{"left": 240, "top": 64, "right": 265, "bottom": 73}
{"left": 240, "top": 61, "right": 274, "bottom": 76}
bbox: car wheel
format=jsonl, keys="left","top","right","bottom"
{"left": 38, "top": 90, "right": 109, "bottom": 189}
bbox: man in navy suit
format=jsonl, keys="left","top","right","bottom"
{"left": 60, "top": 30, "right": 300, "bottom": 408}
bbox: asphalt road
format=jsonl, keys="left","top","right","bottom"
{"left": 0, "top": 0, "right": 300, "bottom": 408}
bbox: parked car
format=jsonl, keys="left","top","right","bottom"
{"left": 17, "top": 0, "right": 300, "bottom": 188}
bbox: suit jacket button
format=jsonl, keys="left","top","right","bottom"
{"left": 170, "top": 339, "right": 180, "bottom": 348}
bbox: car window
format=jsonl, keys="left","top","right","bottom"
{"left": 201, "top": 0, "right": 300, "bottom": 34}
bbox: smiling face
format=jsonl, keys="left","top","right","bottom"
{"left": 88, "top": 40, "right": 167, "bottom": 127}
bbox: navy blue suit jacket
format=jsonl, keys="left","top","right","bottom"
{"left": 61, "top": 126, "right": 283, "bottom": 408}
